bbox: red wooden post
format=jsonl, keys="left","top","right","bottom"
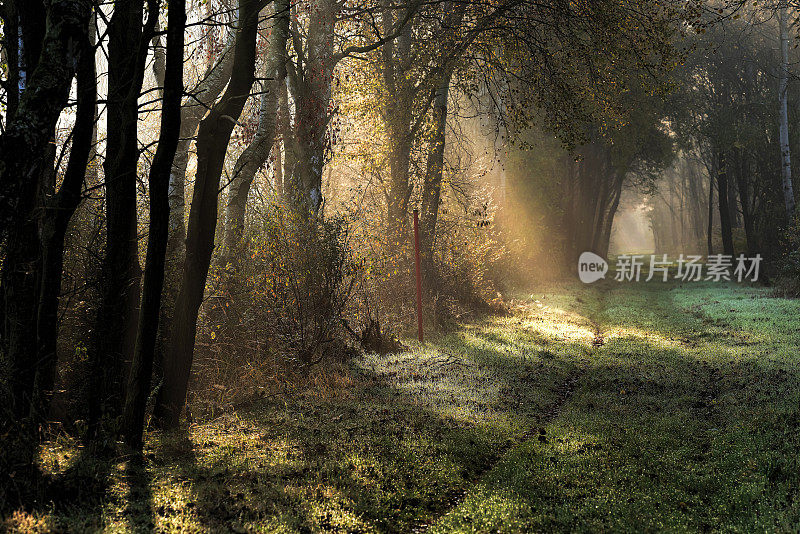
{"left": 412, "top": 209, "right": 424, "bottom": 343}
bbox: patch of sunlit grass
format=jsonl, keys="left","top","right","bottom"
{"left": 518, "top": 310, "right": 596, "bottom": 344}
{"left": 3, "top": 511, "right": 57, "bottom": 534}
{"left": 603, "top": 325, "right": 682, "bottom": 348}
{"left": 426, "top": 281, "right": 800, "bottom": 531}
{"left": 429, "top": 485, "right": 532, "bottom": 533}
{"left": 674, "top": 283, "right": 800, "bottom": 345}
{"left": 36, "top": 438, "right": 81, "bottom": 477}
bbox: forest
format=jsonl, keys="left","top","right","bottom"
{"left": 3, "top": 0, "right": 800, "bottom": 531}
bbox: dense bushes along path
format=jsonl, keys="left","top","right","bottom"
{"left": 6, "top": 281, "right": 800, "bottom": 532}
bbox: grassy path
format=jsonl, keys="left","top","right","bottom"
{"left": 430, "top": 281, "right": 800, "bottom": 532}
{"left": 7, "top": 281, "right": 800, "bottom": 532}
{"left": 412, "top": 351, "right": 586, "bottom": 534}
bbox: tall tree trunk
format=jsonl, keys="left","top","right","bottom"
{"left": 779, "top": 0, "right": 796, "bottom": 221}
{"left": 222, "top": 0, "right": 289, "bottom": 263}
{"left": 274, "top": 142, "right": 284, "bottom": 197}
{"left": 122, "top": 0, "right": 185, "bottom": 450}
{"left": 1, "top": 218, "right": 40, "bottom": 423}
{"left": 0, "top": 0, "right": 91, "bottom": 486}
{"left": 0, "top": 0, "right": 92, "bottom": 422}
{"left": 419, "top": 71, "right": 452, "bottom": 281}
{"left": 159, "top": 24, "right": 239, "bottom": 374}
{"left": 574, "top": 145, "right": 602, "bottom": 258}
{"left": 717, "top": 151, "right": 734, "bottom": 256}
{"left": 734, "top": 148, "right": 757, "bottom": 255}
{"left": 386, "top": 125, "right": 413, "bottom": 238}
{"left": 562, "top": 156, "right": 578, "bottom": 263}
{"left": 32, "top": 22, "right": 97, "bottom": 424}
{"left": 687, "top": 159, "right": 705, "bottom": 245}
{"left": 167, "top": 23, "right": 238, "bottom": 262}
{"left": 382, "top": 12, "right": 414, "bottom": 237}
{"left": 566, "top": 154, "right": 583, "bottom": 263}
{"left": 707, "top": 170, "right": 714, "bottom": 256}
{"left": 591, "top": 174, "right": 611, "bottom": 253}
{"left": 275, "top": 77, "right": 291, "bottom": 198}
{"left": 286, "top": 0, "right": 336, "bottom": 214}
{"left": 680, "top": 164, "right": 687, "bottom": 252}
{"left": 668, "top": 173, "right": 677, "bottom": 252}
{"left": 380, "top": 0, "right": 465, "bottom": 237}
{"left": 153, "top": 0, "right": 261, "bottom": 429}
{"left": 727, "top": 171, "right": 739, "bottom": 229}
{"left": 88, "top": 0, "right": 156, "bottom": 442}
{"left": 599, "top": 172, "right": 624, "bottom": 258}
{"left": 0, "top": 1, "right": 47, "bottom": 425}
{"left": 16, "top": 1, "right": 45, "bottom": 84}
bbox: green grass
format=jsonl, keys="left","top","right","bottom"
{"left": 5, "top": 280, "right": 800, "bottom": 532}
{"left": 431, "top": 281, "right": 800, "bottom": 533}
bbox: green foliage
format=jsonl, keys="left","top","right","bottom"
{"left": 498, "top": 0, "right": 688, "bottom": 149}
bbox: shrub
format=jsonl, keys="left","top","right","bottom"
{"left": 190, "top": 202, "right": 360, "bottom": 415}
{"left": 253, "top": 205, "right": 357, "bottom": 364}
{"left": 776, "top": 216, "right": 800, "bottom": 297}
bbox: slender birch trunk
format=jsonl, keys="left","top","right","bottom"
{"left": 285, "top": 0, "right": 337, "bottom": 214}
{"left": 779, "top": 0, "right": 795, "bottom": 220}
{"left": 222, "top": 0, "right": 289, "bottom": 261}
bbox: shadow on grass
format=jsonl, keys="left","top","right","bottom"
{"left": 428, "top": 282, "right": 800, "bottom": 532}
{"left": 120, "top": 451, "right": 156, "bottom": 531}
{"left": 3, "top": 285, "right": 595, "bottom": 532}
{"left": 10, "top": 445, "right": 117, "bottom": 531}
{"left": 8, "top": 281, "right": 800, "bottom": 532}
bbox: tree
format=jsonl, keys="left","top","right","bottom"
{"left": 153, "top": 0, "right": 265, "bottom": 428}
{"left": 0, "top": 0, "right": 93, "bottom": 423}
{"left": 717, "top": 150, "right": 736, "bottom": 255}
{"left": 668, "top": 7, "right": 795, "bottom": 259}
{"left": 419, "top": 70, "right": 452, "bottom": 277}
{"left": 221, "top": 0, "right": 290, "bottom": 265}
{"left": 281, "top": 0, "right": 423, "bottom": 214}
{"left": 479, "top": 0, "right": 682, "bottom": 266}
{"left": 778, "top": 0, "right": 795, "bottom": 220}
{"left": 283, "top": 0, "right": 342, "bottom": 213}
{"left": 88, "top": 0, "right": 159, "bottom": 442}
{"left": 122, "top": 0, "right": 186, "bottom": 450}
{"left": 0, "top": 0, "right": 93, "bottom": 485}
{"left": 32, "top": 13, "right": 98, "bottom": 424}
{"left": 158, "top": 5, "right": 238, "bottom": 375}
